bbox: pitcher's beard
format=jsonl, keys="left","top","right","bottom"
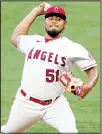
{"left": 45, "top": 28, "right": 64, "bottom": 38}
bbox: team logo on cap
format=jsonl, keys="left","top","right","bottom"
{"left": 54, "top": 6, "right": 59, "bottom": 12}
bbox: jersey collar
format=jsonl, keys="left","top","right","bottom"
{"left": 45, "top": 36, "right": 63, "bottom": 43}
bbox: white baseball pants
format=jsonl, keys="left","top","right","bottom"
{"left": 2, "top": 90, "right": 78, "bottom": 133}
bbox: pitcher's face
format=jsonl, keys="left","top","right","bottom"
{"left": 45, "top": 16, "right": 67, "bottom": 37}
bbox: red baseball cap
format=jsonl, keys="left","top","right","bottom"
{"left": 45, "top": 6, "right": 66, "bottom": 20}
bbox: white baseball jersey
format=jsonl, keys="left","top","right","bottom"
{"left": 17, "top": 34, "right": 97, "bottom": 100}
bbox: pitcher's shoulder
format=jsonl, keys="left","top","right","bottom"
{"left": 62, "top": 36, "right": 83, "bottom": 47}
{"left": 62, "top": 36, "right": 75, "bottom": 44}
{"left": 23, "top": 34, "right": 44, "bottom": 41}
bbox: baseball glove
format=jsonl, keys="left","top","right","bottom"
{"left": 59, "top": 71, "right": 84, "bottom": 97}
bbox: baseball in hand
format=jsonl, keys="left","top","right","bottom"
{"left": 44, "top": 3, "right": 51, "bottom": 13}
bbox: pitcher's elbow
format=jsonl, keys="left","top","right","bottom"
{"left": 11, "top": 35, "right": 17, "bottom": 47}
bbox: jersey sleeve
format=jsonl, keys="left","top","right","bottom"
{"left": 17, "top": 34, "right": 38, "bottom": 54}
{"left": 73, "top": 43, "right": 97, "bottom": 71}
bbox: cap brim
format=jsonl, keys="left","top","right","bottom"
{"left": 45, "top": 13, "right": 66, "bottom": 20}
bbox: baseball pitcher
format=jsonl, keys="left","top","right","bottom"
{"left": 1, "top": 2, "right": 99, "bottom": 133}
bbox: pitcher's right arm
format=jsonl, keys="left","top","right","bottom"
{"left": 11, "top": 2, "right": 46, "bottom": 47}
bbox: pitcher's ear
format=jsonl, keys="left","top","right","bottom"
{"left": 64, "top": 20, "right": 67, "bottom": 28}
{"left": 64, "top": 20, "right": 67, "bottom": 25}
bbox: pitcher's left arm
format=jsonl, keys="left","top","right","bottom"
{"left": 80, "top": 66, "right": 99, "bottom": 98}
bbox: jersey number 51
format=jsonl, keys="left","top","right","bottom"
{"left": 46, "top": 69, "right": 59, "bottom": 83}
